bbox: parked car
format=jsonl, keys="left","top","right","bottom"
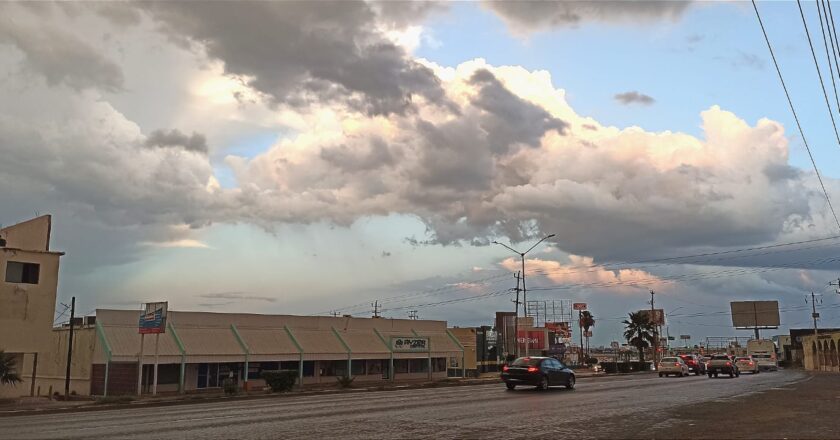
{"left": 735, "top": 356, "right": 760, "bottom": 374}
{"left": 501, "top": 357, "right": 576, "bottom": 391}
{"left": 678, "top": 354, "right": 706, "bottom": 375}
{"left": 707, "top": 354, "right": 740, "bottom": 378}
{"left": 658, "top": 357, "right": 690, "bottom": 377}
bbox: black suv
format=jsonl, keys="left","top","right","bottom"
{"left": 501, "top": 357, "right": 576, "bottom": 391}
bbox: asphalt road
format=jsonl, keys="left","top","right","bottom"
{"left": 0, "top": 370, "right": 809, "bottom": 439}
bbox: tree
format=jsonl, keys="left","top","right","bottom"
{"left": 0, "top": 351, "right": 22, "bottom": 386}
{"left": 623, "top": 312, "right": 654, "bottom": 363}
{"left": 580, "top": 311, "right": 595, "bottom": 357}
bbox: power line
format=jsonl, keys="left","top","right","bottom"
{"left": 752, "top": 0, "right": 840, "bottom": 230}
{"left": 799, "top": 0, "right": 840, "bottom": 146}
{"left": 817, "top": 0, "right": 840, "bottom": 115}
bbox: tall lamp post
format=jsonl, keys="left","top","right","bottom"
{"left": 493, "top": 234, "right": 555, "bottom": 358}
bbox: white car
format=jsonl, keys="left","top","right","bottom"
{"left": 658, "top": 357, "right": 690, "bottom": 377}
{"left": 735, "top": 356, "right": 759, "bottom": 374}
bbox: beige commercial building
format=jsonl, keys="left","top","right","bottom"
{"left": 0, "top": 216, "right": 64, "bottom": 398}
{"left": 801, "top": 331, "right": 840, "bottom": 372}
{"left": 63, "top": 310, "right": 465, "bottom": 396}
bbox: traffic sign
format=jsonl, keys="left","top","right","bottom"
{"left": 573, "top": 303, "right": 587, "bottom": 311}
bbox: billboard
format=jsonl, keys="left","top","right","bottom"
{"left": 391, "top": 337, "right": 429, "bottom": 352}
{"left": 637, "top": 309, "right": 665, "bottom": 326}
{"left": 573, "top": 303, "right": 587, "bottom": 311}
{"left": 730, "top": 301, "right": 780, "bottom": 328}
{"left": 138, "top": 302, "right": 167, "bottom": 334}
{"left": 545, "top": 322, "right": 571, "bottom": 339}
{"left": 517, "top": 330, "right": 546, "bottom": 350}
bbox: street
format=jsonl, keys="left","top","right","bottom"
{"left": 0, "top": 370, "right": 817, "bottom": 439}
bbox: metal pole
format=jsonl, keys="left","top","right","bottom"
{"left": 64, "top": 297, "right": 75, "bottom": 399}
{"left": 30, "top": 353, "right": 38, "bottom": 397}
{"left": 152, "top": 333, "right": 160, "bottom": 395}
{"left": 651, "top": 290, "right": 657, "bottom": 370}
{"left": 137, "top": 333, "right": 145, "bottom": 396}
{"left": 514, "top": 272, "right": 520, "bottom": 359}
{"left": 103, "top": 361, "right": 110, "bottom": 398}
{"left": 521, "top": 254, "right": 529, "bottom": 357}
{"left": 812, "top": 291, "right": 819, "bottom": 336}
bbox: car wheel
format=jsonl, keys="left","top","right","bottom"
{"left": 538, "top": 375, "right": 549, "bottom": 391}
{"left": 659, "top": 373, "right": 663, "bottom": 378}
{"left": 736, "top": 372, "right": 740, "bottom": 377}
{"left": 714, "top": 373, "right": 718, "bottom": 378}
{"left": 729, "top": 371, "right": 734, "bottom": 378}
{"left": 566, "top": 375, "right": 575, "bottom": 390}
{"left": 695, "top": 370, "right": 700, "bottom": 376}
{"left": 707, "top": 372, "right": 713, "bottom": 378}
{"left": 506, "top": 383, "right": 516, "bottom": 390}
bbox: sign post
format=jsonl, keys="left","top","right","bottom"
{"left": 138, "top": 302, "right": 168, "bottom": 396}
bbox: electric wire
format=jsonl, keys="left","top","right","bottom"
{"left": 817, "top": 0, "right": 840, "bottom": 114}
{"left": 798, "top": 0, "right": 840, "bottom": 147}
{"left": 752, "top": 0, "right": 840, "bottom": 230}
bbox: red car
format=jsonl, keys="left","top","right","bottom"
{"left": 678, "top": 354, "right": 706, "bottom": 375}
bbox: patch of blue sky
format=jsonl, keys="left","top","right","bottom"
{"left": 418, "top": 2, "right": 840, "bottom": 178}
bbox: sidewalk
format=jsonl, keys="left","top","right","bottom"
{"left": 0, "top": 369, "right": 624, "bottom": 417}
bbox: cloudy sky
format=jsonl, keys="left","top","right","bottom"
{"left": 3, "top": 1, "right": 840, "bottom": 346}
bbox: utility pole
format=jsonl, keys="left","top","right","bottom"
{"left": 64, "top": 296, "right": 75, "bottom": 399}
{"left": 408, "top": 310, "right": 418, "bottom": 320}
{"left": 809, "top": 291, "right": 821, "bottom": 336}
{"left": 372, "top": 301, "right": 381, "bottom": 318}
{"left": 830, "top": 278, "right": 840, "bottom": 294}
{"left": 650, "top": 290, "right": 658, "bottom": 371}
{"left": 513, "top": 271, "right": 521, "bottom": 358}
{"left": 330, "top": 311, "right": 340, "bottom": 317}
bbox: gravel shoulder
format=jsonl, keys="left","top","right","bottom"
{"left": 646, "top": 370, "right": 839, "bottom": 439}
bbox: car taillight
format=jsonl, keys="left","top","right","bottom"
{"left": 749, "top": 362, "right": 754, "bottom": 366}
{"left": 527, "top": 366, "right": 539, "bottom": 373}
{"left": 674, "top": 363, "right": 680, "bottom": 367}
{"left": 725, "top": 362, "right": 731, "bottom": 366}
{"left": 502, "top": 365, "right": 509, "bottom": 372}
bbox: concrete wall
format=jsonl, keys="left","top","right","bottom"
{"left": 802, "top": 333, "right": 840, "bottom": 372}
{"left": 0, "top": 216, "right": 63, "bottom": 398}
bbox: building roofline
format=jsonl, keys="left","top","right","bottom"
{"left": 0, "top": 247, "right": 65, "bottom": 256}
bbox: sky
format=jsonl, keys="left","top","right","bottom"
{"left": 2, "top": 1, "right": 840, "bottom": 347}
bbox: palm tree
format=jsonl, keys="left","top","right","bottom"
{"left": 0, "top": 351, "right": 22, "bottom": 386}
{"left": 580, "top": 311, "right": 595, "bottom": 357}
{"left": 623, "top": 312, "right": 654, "bottom": 363}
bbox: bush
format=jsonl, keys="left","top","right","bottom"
{"left": 261, "top": 370, "right": 298, "bottom": 392}
{"left": 587, "top": 357, "right": 599, "bottom": 365}
{"left": 223, "top": 378, "right": 238, "bottom": 395}
{"left": 336, "top": 375, "right": 355, "bottom": 389}
{"left": 631, "top": 361, "right": 651, "bottom": 372}
{"left": 601, "top": 362, "right": 617, "bottom": 373}
{"left": 95, "top": 395, "right": 135, "bottom": 405}
{"left": 617, "top": 362, "right": 632, "bottom": 373}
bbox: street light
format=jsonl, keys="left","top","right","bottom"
{"left": 493, "top": 234, "right": 555, "bottom": 358}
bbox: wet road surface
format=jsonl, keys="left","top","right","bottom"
{"left": 0, "top": 370, "right": 808, "bottom": 439}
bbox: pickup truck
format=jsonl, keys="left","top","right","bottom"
{"left": 706, "top": 354, "right": 740, "bottom": 378}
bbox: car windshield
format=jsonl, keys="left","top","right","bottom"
{"left": 736, "top": 357, "right": 750, "bottom": 361}
{"left": 712, "top": 355, "right": 731, "bottom": 360}
{"left": 752, "top": 354, "right": 771, "bottom": 359}
{"left": 661, "top": 357, "right": 679, "bottom": 362}
{"left": 511, "top": 357, "right": 542, "bottom": 366}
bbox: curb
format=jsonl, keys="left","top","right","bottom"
{"left": 0, "top": 371, "right": 640, "bottom": 417}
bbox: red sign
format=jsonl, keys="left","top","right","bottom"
{"left": 573, "top": 303, "right": 587, "bottom": 311}
{"left": 517, "top": 330, "right": 546, "bottom": 350}
{"left": 545, "top": 322, "right": 571, "bottom": 338}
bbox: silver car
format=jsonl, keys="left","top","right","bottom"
{"left": 658, "top": 357, "right": 690, "bottom": 377}
{"left": 735, "top": 356, "right": 760, "bottom": 374}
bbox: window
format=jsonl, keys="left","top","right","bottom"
{"left": 351, "top": 360, "right": 366, "bottom": 376}
{"left": 394, "top": 359, "right": 409, "bottom": 373}
{"left": 5, "top": 261, "right": 39, "bottom": 284}
{"left": 433, "top": 358, "right": 447, "bottom": 372}
{"left": 302, "top": 361, "right": 315, "bottom": 377}
{"left": 409, "top": 358, "right": 427, "bottom": 373}
{"left": 366, "top": 360, "right": 383, "bottom": 375}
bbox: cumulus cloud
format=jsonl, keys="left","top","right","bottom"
{"left": 614, "top": 91, "right": 655, "bottom": 105}
{"left": 135, "top": 1, "right": 448, "bottom": 115}
{"left": 483, "top": 0, "right": 692, "bottom": 35}
{"left": 500, "top": 255, "right": 662, "bottom": 293}
{"left": 145, "top": 129, "right": 208, "bottom": 154}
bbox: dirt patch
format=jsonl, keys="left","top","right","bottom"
{"left": 648, "top": 371, "right": 840, "bottom": 439}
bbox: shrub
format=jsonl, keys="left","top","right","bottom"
{"left": 261, "top": 370, "right": 298, "bottom": 392}
{"left": 617, "top": 362, "right": 632, "bottom": 373}
{"left": 336, "top": 375, "right": 355, "bottom": 389}
{"left": 601, "top": 362, "right": 617, "bottom": 373}
{"left": 95, "top": 395, "right": 135, "bottom": 405}
{"left": 587, "top": 357, "right": 599, "bottom": 365}
{"left": 223, "top": 378, "right": 238, "bottom": 395}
